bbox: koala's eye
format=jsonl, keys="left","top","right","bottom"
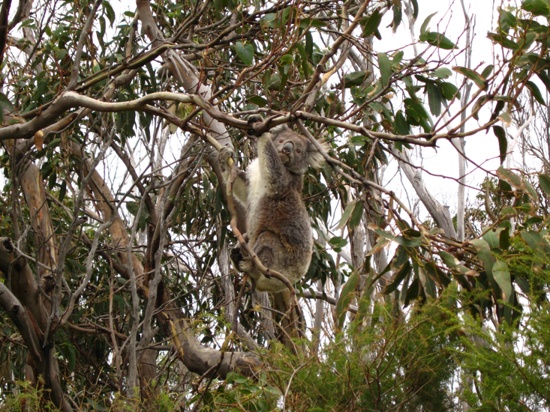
{"left": 279, "top": 139, "right": 284, "bottom": 143}
{"left": 296, "top": 148, "right": 302, "bottom": 154}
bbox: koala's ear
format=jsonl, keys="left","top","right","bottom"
{"left": 307, "top": 140, "right": 329, "bottom": 169}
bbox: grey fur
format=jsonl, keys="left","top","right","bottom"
{"left": 221, "top": 126, "right": 325, "bottom": 292}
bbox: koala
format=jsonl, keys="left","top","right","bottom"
{"left": 220, "top": 122, "right": 325, "bottom": 293}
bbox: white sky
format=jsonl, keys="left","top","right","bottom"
{"left": 377, "top": 0, "right": 522, "bottom": 217}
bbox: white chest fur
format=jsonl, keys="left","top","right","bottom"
{"left": 246, "top": 159, "right": 266, "bottom": 216}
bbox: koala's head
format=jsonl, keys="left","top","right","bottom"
{"left": 270, "top": 126, "right": 326, "bottom": 175}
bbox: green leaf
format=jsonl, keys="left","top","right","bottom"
{"left": 441, "top": 82, "right": 459, "bottom": 100}
{"left": 103, "top": 1, "right": 116, "bottom": 25}
{"left": 299, "top": 18, "right": 326, "bottom": 29}
{"left": 0, "top": 93, "right": 14, "bottom": 111}
{"left": 426, "top": 83, "right": 442, "bottom": 116}
{"left": 526, "top": 81, "right": 546, "bottom": 104}
{"left": 335, "top": 199, "right": 358, "bottom": 229}
{"left": 481, "top": 64, "right": 494, "bottom": 79}
{"left": 419, "top": 31, "right": 456, "bottom": 49}
{"left": 235, "top": 41, "right": 254, "bottom": 66}
{"left": 432, "top": 67, "right": 452, "bottom": 79}
{"left": 0, "top": 93, "right": 13, "bottom": 124}
{"left": 404, "top": 98, "right": 432, "bottom": 131}
{"left": 499, "top": 8, "right": 518, "bottom": 31}
{"left": 394, "top": 110, "right": 410, "bottom": 135}
{"left": 439, "top": 251, "right": 459, "bottom": 268}
{"left": 538, "top": 173, "right": 550, "bottom": 196}
{"left": 521, "top": 230, "right": 550, "bottom": 254}
{"left": 487, "top": 32, "right": 519, "bottom": 50}
{"left": 373, "top": 228, "right": 423, "bottom": 248}
{"left": 492, "top": 260, "right": 512, "bottom": 301}
{"left": 336, "top": 270, "right": 360, "bottom": 329}
{"left": 420, "top": 12, "right": 437, "bottom": 34}
{"left": 384, "top": 261, "right": 411, "bottom": 294}
{"left": 483, "top": 229, "right": 501, "bottom": 250}
{"left": 536, "top": 70, "right": 550, "bottom": 92}
{"left": 410, "top": 0, "right": 419, "bottom": 20}
{"left": 496, "top": 166, "right": 522, "bottom": 188}
{"left": 424, "top": 261, "right": 450, "bottom": 289}
{"left": 471, "top": 238, "right": 495, "bottom": 276}
{"left": 247, "top": 95, "right": 268, "bottom": 107}
{"left": 493, "top": 126, "right": 507, "bottom": 164}
{"left": 392, "top": 1, "right": 402, "bottom": 31}
{"left": 522, "top": 0, "right": 550, "bottom": 16}
{"left": 378, "top": 52, "right": 392, "bottom": 86}
{"left": 349, "top": 200, "right": 364, "bottom": 228}
{"left": 329, "top": 236, "right": 348, "bottom": 251}
{"left": 362, "top": 8, "right": 383, "bottom": 38}
{"left": 453, "top": 66, "right": 488, "bottom": 89}
{"left": 343, "top": 71, "right": 369, "bottom": 87}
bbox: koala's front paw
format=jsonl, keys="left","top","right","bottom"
{"left": 247, "top": 115, "right": 265, "bottom": 136}
{"left": 238, "top": 256, "right": 254, "bottom": 274}
{"left": 218, "top": 146, "right": 234, "bottom": 171}
{"left": 230, "top": 244, "right": 244, "bottom": 268}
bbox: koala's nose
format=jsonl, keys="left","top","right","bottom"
{"left": 282, "top": 141, "right": 294, "bottom": 155}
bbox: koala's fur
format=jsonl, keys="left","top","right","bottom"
{"left": 221, "top": 124, "right": 325, "bottom": 292}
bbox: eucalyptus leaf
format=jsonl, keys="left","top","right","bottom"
{"left": 235, "top": 41, "right": 254, "bottom": 66}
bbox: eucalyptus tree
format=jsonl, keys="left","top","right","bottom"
{"left": 0, "top": 0, "right": 549, "bottom": 409}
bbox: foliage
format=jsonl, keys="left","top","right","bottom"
{"left": 1, "top": 0, "right": 550, "bottom": 410}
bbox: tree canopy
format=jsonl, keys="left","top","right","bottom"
{"left": 1, "top": 0, "right": 550, "bottom": 410}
